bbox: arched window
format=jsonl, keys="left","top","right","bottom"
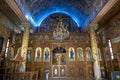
{"left": 107, "top": 38, "right": 114, "bottom": 59}
{"left": 5, "top": 38, "right": 10, "bottom": 58}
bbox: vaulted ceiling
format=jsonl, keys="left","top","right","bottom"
{"left": 14, "top": 0, "right": 108, "bottom": 28}
{"left": 0, "top": 0, "right": 120, "bottom": 33}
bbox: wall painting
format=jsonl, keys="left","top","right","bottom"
{"left": 77, "top": 47, "right": 84, "bottom": 61}
{"left": 27, "top": 47, "right": 32, "bottom": 61}
{"left": 86, "top": 47, "right": 92, "bottom": 61}
{"left": 69, "top": 47, "right": 75, "bottom": 61}
{"left": 43, "top": 47, "right": 50, "bottom": 62}
{"left": 35, "top": 47, "right": 42, "bottom": 62}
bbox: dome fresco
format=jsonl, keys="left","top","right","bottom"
{"left": 15, "top": 0, "right": 108, "bottom": 28}
{"left": 37, "top": 13, "right": 79, "bottom": 33}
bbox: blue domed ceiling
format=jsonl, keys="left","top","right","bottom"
{"left": 15, "top": 0, "right": 108, "bottom": 28}
{"left": 37, "top": 13, "right": 80, "bottom": 33}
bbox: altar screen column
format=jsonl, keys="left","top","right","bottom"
{"left": 89, "top": 24, "right": 101, "bottom": 79}
{"left": 20, "top": 23, "right": 30, "bottom": 71}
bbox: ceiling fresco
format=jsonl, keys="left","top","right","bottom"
{"left": 36, "top": 13, "right": 79, "bottom": 33}
{"left": 15, "top": 0, "right": 108, "bottom": 28}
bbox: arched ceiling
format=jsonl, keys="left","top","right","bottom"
{"left": 15, "top": 0, "right": 109, "bottom": 28}
{"left": 24, "top": 0, "right": 92, "bottom": 27}
{"left": 37, "top": 13, "right": 80, "bottom": 33}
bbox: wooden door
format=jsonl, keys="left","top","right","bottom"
{"left": 52, "top": 53, "right": 66, "bottom": 78}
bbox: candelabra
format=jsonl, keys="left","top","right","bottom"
{"left": 53, "top": 19, "right": 69, "bottom": 40}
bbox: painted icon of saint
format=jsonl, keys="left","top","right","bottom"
{"left": 35, "top": 48, "right": 41, "bottom": 62}
{"left": 61, "top": 55, "right": 66, "bottom": 64}
{"left": 69, "top": 47, "right": 75, "bottom": 61}
{"left": 70, "top": 49, "right": 74, "bottom": 59}
{"left": 86, "top": 48, "right": 91, "bottom": 61}
{"left": 105, "top": 47, "right": 109, "bottom": 60}
{"left": 27, "top": 49, "right": 32, "bottom": 61}
{"left": 44, "top": 48, "right": 50, "bottom": 61}
{"left": 77, "top": 48, "right": 84, "bottom": 61}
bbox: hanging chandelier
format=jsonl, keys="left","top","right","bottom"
{"left": 53, "top": 19, "right": 69, "bottom": 40}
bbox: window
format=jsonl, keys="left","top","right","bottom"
{"left": 5, "top": 38, "right": 10, "bottom": 58}
{"left": 108, "top": 39, "right": 114, "bottom": 59}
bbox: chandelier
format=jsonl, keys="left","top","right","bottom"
{"left": 53, "top": 19, "right": 69, "bottom": 40}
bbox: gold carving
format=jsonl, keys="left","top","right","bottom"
{"left": 90, "top": 24, "right": 101, "bottom": 78}
{"left": 20, "top": 23, "right": 30, "bottom": 71}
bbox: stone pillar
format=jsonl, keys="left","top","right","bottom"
{"left": 20, "top": 23, "right": 30, "bottom": 71}
{"left": 89, "top": 24, "right": 101, "bottom": 79}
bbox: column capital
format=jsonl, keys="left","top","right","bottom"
{"left": 19, "top": 23, "right": 31, "bottom": 31}
{"left": 20, "top": 23, "right": 31, "bottom": 28}
{"left": 89, "top": 23, "right": 98, "bottom": 30}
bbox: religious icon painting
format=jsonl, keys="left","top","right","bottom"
{"left": 104, "top": 47, "right": 110, "bottom": 61}
{"left": 77, "top": 47, "right": 84, "bottom": 61}
{"left": 68, "top": 47, "right": 75, "bottom": 61}
{"left": 60, "top": 66, "right": 66, "bottom": 76}
{"left": 39, "top": 35, "right": 43, "bottom": 40}
{"left": 27, "top": 47, "right": 32, "bottom": 61}
{"left": 97, "top": 48, "right": 102, "bottom": 61}
{"left": 8, "top": 47, "right": 14, "bottom": 59}
{"left": 53, "top": 66, "right": 58, "bottom": 76}
{"left": 60, "top": 54, "right": 66, "bottom": 65}
{"left": 86, "top": 47, "right": 92, "bottom": 61}
{"left": 44, "top": 35, "right": 49, "bottom": 40}
{"left": 43, "top": 47, "right": 50, "bottom": 62}
{"left": 35, "top": 47, "right": 42, "bottom": 62}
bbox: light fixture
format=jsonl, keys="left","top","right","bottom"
{"left": 53, "top": 19, "right": 69, "bottom": 40}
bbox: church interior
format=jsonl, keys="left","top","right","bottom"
{"left": 0, "top": 0, "right": 120, "bottom": 80}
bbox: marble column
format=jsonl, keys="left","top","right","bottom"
{"left": 20, "top": 23, "right": 30, "bottom": 71}
{"left": 89, "top": 24, "right": 101, "bottom": 79}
